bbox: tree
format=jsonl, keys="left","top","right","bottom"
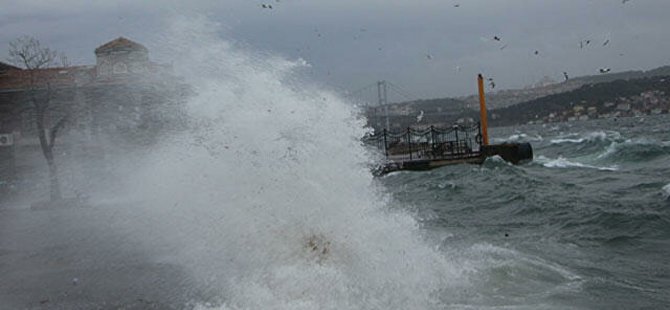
{"left": 8, "top": 36, "right": 69, "bottom": 201}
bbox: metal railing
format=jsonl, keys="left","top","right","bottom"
{"left": 363, "top": 123, "right": 482, "bottom": 161}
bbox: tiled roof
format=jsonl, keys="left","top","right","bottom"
{"left": 0, "top": 66, "right": 94, "bottom": 92}
{"left": 94, "top": 37, "right": 147, "bottom": 54}
{"left": 0, "top": 62, "right": 21, "bottom": 72}
{"left": 1, "top": 37, "right": 171, "bottom": 92}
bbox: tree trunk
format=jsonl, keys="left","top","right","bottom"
{"left": 36, "top": 110, "right": 62, "bottom": 201}
{"left": 46, "top": 151, "right": 62, "bottom": 201}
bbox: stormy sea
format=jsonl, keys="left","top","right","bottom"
{"left": 382, "top": 115, "right": 670, "bottom": 309}
{"left": 1, "top": 20, "right": 669, "bottom": 309}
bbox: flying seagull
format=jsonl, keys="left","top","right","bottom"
{"left": 563, "top": 72, "right": 569, "bottom": 81}
{"left": 416, "top": 110, "right": 424, "bottom": 123}
{"left": 488, "top": 78, "right": 496, "bottom": 89}
{"left": 493, "top": 36, "right": 501, "bottom": 41}
{"left": 599, "top": 68, "right": 611, "bottom": 74}
{"left": 603, "top": 39, "right": 610, "bottom": 46}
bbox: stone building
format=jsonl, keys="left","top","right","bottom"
{"left": 0, "top": 37, "right": 190, "bottom": 196}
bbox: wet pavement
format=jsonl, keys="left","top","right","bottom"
{"left": 0, "top": 201, "right": 209, "bottom": 309}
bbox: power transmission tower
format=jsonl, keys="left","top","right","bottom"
{"left": 377, "top": 80, "right": 390, "bottom": 131}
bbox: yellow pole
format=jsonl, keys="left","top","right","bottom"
{"left": 477, "top": 74, "right": 490, "bottom": 146}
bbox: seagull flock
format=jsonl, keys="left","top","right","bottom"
{"left": 257, "top": 0, "right": 636, "bottom": 90}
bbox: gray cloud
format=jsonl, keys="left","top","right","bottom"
{"left": 1, "top": 0, "right": 669, "bottom": 100}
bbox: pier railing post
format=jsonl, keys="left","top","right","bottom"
{"left": 383, "top": 128, "right": 388, "bottom": 158}
{"left": 407, "top": 127, "right": 413, "bottom": 161}
{"left": 463, "top": 127, "right": 471, "bottom": 153}
{"left": 454, "top": 126, "right": 460, "bottom": 155}
{"left": 477, "top": 122, "right": 483, "bottom": 152}
{"left": 430, "top": 125, "right": 435, "bottom": 158}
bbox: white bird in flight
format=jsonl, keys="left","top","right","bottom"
{"left": 416, "top": 110, "right": 424, "bottom": 123}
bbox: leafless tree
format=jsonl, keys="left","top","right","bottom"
{"left": 7, "top": 36, "right": 69, "bottom": 201}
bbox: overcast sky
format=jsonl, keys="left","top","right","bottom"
{"left": 2, "top": 0, "right": 670, "bottom": 101}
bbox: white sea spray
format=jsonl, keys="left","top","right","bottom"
{"left": 116, "top": 16, "right": 460, "bottom": 310}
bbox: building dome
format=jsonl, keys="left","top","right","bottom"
{"left": 95, "top": 37, "right": 149, "bottom": 77}
{"left": 94, "top": 37, "right": 148, "bottom": 55}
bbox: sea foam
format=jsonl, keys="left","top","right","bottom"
{"left": 116, "top": 16, "right": 459, "bottom": 310}
{"left": 536, "top": 156, "right": 618, "bottom": 171}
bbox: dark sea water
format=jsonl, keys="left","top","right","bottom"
{"left": 382, "top": 115, "right": 670, "bottom": 309}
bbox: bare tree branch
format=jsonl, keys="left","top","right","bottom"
{"left": 7, "top": 35, "right": 69, "bottom": 201}
{"left": 7, "top": 36, "right": 59, "bottom": 70}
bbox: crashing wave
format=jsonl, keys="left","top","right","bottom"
{"left": 118, "top": 16, "right": 457, "bottom": 310}
{"left": 550, "top": 130, "right": 620, "bottom": 145}
{"left": 536, "top": 155, "right": 618, "bottom": 171}
{"left": 597, "top": 138, "right": 670, "bottom": 161}
{"left": 493, "top": 133, "right": 543, "bottom": 143}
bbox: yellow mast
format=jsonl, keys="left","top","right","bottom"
{"left": 477, "top": 74, "right": 490, "bottom": 146}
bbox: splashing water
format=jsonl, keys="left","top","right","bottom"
{"left": 549, "top": 130, "right": 620, "bottom": 144}
{"left": 535, "top": 155, "right": 619, "bottom": 171}
{"left": 662, "top": 183, "right": 670, "bottom": 200}
{"left": 114, "top": 17, "right": 458, "bottom": 309}
{"left": 492, "top": 133, "right": 543, "bottom": 144}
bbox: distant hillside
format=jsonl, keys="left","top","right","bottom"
{"left": 569, "top": 65, "right": 670, "bottom": 86}
{"left": 490, "top": 75, "right": 670, "bottom": 126}
{"left": 364, "top": 65, "right": 670, "bottom": 130}
{"left": 365, "top": 97, "right": 471, "bottom": 131}
{"left": 459, "top": 65, "right": 670, "bottom": 109}
{"left": 395, "top": 97, "right": 469, "bottom": 114}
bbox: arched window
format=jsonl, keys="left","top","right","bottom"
{"left": 113, "top": 62, "right": 128, "bottom": 74}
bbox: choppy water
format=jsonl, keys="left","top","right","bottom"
{"left": 382, "top": 115, "right": 670, "bottom": 309}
